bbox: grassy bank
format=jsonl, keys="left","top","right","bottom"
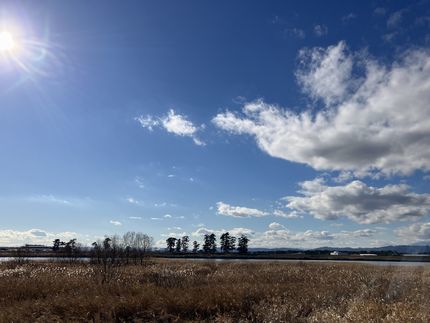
{"left": 0, "top": 260, "right": 429, "bottom": 322}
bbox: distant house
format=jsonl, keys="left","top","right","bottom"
{"left": 330, "top": 251, "right": 340, "bottom": 256}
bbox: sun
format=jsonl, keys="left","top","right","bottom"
{"left": 0, "top": 31, "right": 16, "bottom": 52}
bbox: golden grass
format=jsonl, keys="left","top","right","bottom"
{"left": 0, "top": 260, "right": 429, "bottom": 322}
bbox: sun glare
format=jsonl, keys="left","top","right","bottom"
{"left": 0, "top": 31, "right": 15, "bottom": 52}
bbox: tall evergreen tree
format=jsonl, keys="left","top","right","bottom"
{"left": 203, "top": 233, "right": 217, "bottom": 253}
{"left": 237, "top": 235, "right": 249, "bottom": 254}
{"left": 192, "top": 240, "right": 200, "bottom": 253}
{"left": 220, "top": 232, "right": 236, "bottom": 253}
{"left": 181, "top": 235, "right": 189, "bottom": 252}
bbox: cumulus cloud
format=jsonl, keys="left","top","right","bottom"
{"left": 284, "top": 178, "right": 430, "bottom": 224}
{"left": 297, "top": 41, "right": 355, "bottom": 106}
{"left": 395, "top": 222, "right": 430, "bottom": 242}
{"left": 109, "top": 220, "right": 122, "bottom": 226}
{"left": 135, "top": 109, "right": 205, "bottom": 146}
{"left": 213, "top": 42, "right": 430, "bottom": 176}
{"left": 0, "top": 229, "right": 77, "bottom": 247}
{"left": 216, "top": 202, "right": 268, "bottom": 218}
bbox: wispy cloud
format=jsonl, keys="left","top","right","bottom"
{"left": 109, "top": 220, "right": 122, "bottom": 226}
{"left": 28, "top": 195, "right": 72, "bottom": 205}
{"left": 313, "top": 24, "right": 328, "bottom": 36}
{"left": 135, "top": 109, "right": 205, "bottom": 146}
{"left": 284, "top": 28, "right": 306, "bottom": 39}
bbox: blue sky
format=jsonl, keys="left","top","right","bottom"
{"left": 1, "top": 0, "right": 430, "bottom": 248}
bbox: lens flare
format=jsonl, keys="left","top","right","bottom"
{"left": 0, "top": 31, "right": 15, "bottom": 52}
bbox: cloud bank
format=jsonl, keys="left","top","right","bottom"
{"left": 284, "top": 178, "right": 430, "bottom": 224}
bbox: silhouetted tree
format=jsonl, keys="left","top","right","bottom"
{"left": 175, "top": 238, "right": 182, "bottom": 252}
{"left": 64, "top": 238, "right": 79, "bottom": 260}
{"left": 166, "top": 237, "right": 176, "bottom": 253}
{"left": 181, "top": 235, "right": 189, "bottom": 252}
{"left": 52, "top": 239, "right": 61, "bottom": 252}
{"left": 237, "top": 235, "right": 249, "bottom": 254}
{"left": 192, "top": 240, "right": 200, "bottom": 253}
{"left": 203, "top": 233, "right": 217, "bottom": 253}
{"left": 220, "top": 232, "right": 236, "bottom": 253}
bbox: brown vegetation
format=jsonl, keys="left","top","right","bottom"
{"left": 0, "top": 260, "right": 429, "bottom": 322}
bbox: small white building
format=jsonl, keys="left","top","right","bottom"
{"left": 330, "top": 251, "right": 340, "bottom": 256}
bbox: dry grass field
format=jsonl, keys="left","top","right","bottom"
{"left": 0, "top": 259, "right": 429, "bottom": 322}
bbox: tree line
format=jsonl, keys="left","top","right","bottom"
{"left": 166, "top": 232, "right": 249, "bottom": 254}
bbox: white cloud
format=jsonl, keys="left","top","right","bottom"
{"left": 284, "top": 178, "right": 430, "bottom": 224}
{"left": 268, "top": 222, "right": 284, "bottom": 230}
{"left": 109, "top": 220, "right": 122, "bottom": 226}
{"left": 313, "top": 24, "right": 328, "bottom": 36}
{"left": 164, "top": 214, "right": 172, "bottom": 218}
{"left": 213, "top": 42, "right": 430, "bottom": 176}
{"left": 0, "top": 229, "right": 77, "bottom": 247}
{"left": 135, "top": 109, "right": 205, "bottom": 146}
{"left": 128, "top": 216, "right": 142, "bottom": 220}
{"left": 396, "top": 222, "right": 430, "bottom": 242}
{"left": 216, "top": 201, "right": 268, "bottom": 218}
